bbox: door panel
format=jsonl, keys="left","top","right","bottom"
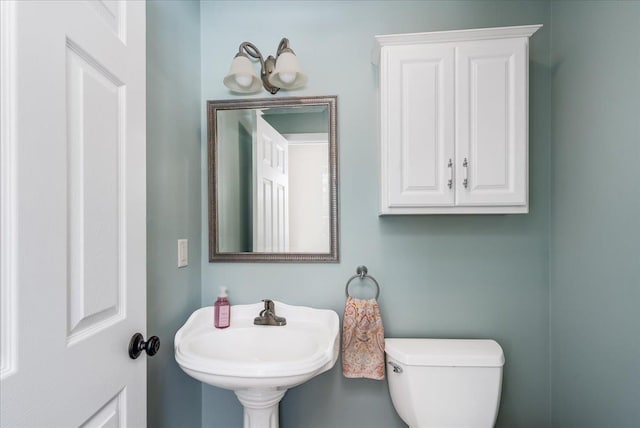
{"left": 0, "top": 1, "right": 146, "bottom": 426}
{"left": 67, "top": 40, "right": 124, "bottom": 341}
{"left": 254, "top": 114, "right": 289, "bottom": 252}
{"left": 381, "top": 44, "right": 455, "bottom": 209}
{"left": 455, "top": 38, "right": 528, "bottom": 206}
{"left": 79, "top": 389, "right": 126, "bottom": 428}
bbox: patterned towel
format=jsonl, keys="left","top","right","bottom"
{"left": 341, "top": 296, "right": 385, "bottom": 380}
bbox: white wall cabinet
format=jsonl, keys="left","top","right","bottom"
{"left": 374, "top": 25, "right": 541, "bottom": 214}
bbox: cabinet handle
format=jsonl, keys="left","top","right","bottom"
{"left": 447, "top": 158, "right": 453, "bottom": 189}
{"left": 462, "top": 158, "right": 469, "bottom": 188}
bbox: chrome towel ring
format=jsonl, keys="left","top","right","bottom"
{"left": 345, "top": 265, "right": 380, "bottom": 299}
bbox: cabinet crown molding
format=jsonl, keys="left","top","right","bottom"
{"left": 372, "top": 24, "right": 542, "bottom": 65}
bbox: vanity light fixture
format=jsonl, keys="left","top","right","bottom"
{"left": 223, "top": 38, "right": 307, "bottom": 95}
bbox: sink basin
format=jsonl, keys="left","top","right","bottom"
{"left": 175, "top": 301, "right": 339, "bottom": 428}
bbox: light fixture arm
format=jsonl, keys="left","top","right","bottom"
{"left": 276, "top": 38, "right": 294, "bottom": 56}
{"left": 237, "top": 42, "right": 266, "bottom": 70}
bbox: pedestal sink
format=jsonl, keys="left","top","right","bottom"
{"left": 174, "top": 301, "right": 339, "bottom": 428}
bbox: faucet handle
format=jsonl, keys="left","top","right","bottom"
{"left": 262, "top": 299, "right": 275, "bottom": 312}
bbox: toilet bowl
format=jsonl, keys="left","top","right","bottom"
{"left": 385, "top": 338, "right": 504, "bottom": 428}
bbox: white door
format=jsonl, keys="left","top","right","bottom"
{"left": 380, "top": 43, "right": 455, "bottom": 211}
{"left": 253, "top": 113, "right": 289, "bottom": 252}
{"left": 1, "top": 1, "right": 147, "bottom": 426}
{"left": 455, "top": 37, "right": 528, "bottom": 207}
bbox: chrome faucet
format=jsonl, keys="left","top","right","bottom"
{"left": 254, "top": 299, "right": 286, "bottom": 326}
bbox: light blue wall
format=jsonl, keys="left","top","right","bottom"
{"left": 147, "top": 2, "right": 202, "bottom": 427}
{"left": 216, "top": 110, "right": 252, "bottom": 252}
{"left": 201, "top": 2, "right": 551, "bottom": 427}
{"left": 549, "top": 2, "right": 640, "bottom": 426}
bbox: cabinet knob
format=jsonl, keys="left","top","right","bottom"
{"left": 447, "top": 158, "right": 453, "bottom": 189}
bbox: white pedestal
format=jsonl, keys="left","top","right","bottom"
{"left": 235, "top": 389, "right": 287, "bottom": 428}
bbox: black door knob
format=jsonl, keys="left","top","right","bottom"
{"left": 128, "top": 333, "right": 160, "bottom": 359}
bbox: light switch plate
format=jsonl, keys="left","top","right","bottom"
{"left": 178, "top": 239, "right": 188, "bottom": 268}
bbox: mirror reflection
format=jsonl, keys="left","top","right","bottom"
{"left": 208, "top": 96, "right": 338, "bottom": 262}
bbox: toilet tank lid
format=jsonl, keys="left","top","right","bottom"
{"left": 385, "top": 338, "right": 505, "bottom": 367}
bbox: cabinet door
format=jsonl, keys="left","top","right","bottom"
{"left": 455, "top": 38, "right": 528, "bottom": 208}
{"left": 380, "top": 44, "right": 455, "bottom": 213}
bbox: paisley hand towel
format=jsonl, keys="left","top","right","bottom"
{"left": 342, "top": 296, "right": 385, "bottom": 380}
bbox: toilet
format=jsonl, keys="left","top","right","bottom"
{"left": 385, "top": 338, "right": 505, "bottom": 428}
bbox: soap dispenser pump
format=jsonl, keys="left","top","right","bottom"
{"left": 214, "top": 287, "right": 230, "bottom": 329}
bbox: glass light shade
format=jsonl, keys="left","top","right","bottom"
{"left": 223, "top": 55, "right": 262, "bottom": 93}
{"left": 268, "top": 51, "right": 307, "bottom": 89}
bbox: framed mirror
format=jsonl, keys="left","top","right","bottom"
{"left": 207, "top": 96, "right": 338, "bottom": 262}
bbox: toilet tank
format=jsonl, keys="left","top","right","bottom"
{"left": 385, "top": 338, "right": 504, "bottom": 428}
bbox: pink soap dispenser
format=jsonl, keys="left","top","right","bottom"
{"left": 214, "top": 286, "right": 230, "bottom": 329}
